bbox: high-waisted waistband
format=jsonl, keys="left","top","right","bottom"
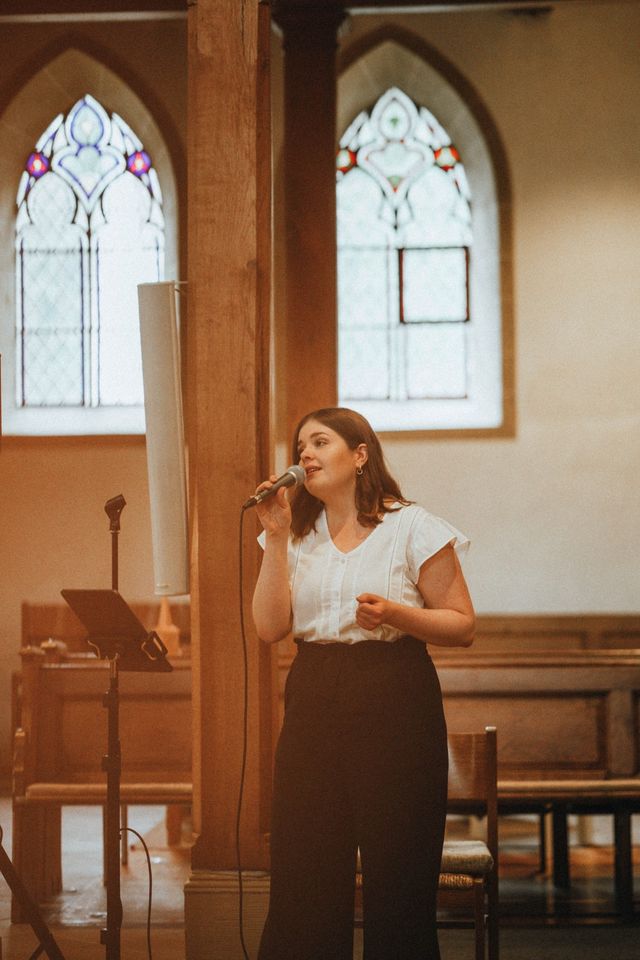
{"left": 294, "top": 635, "right": 426, "bottom": 660}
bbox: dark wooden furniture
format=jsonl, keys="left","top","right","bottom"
{"left": 15, "top": 599, "right": 192, "bottom": 861}
{"left": 355, "top": 727, "right": 499, "bottom": 960}
{"left": 438, "top": 727, "right": 499, "bottom": 960}
{"left": 11, "top": 648, "right": 192, "bottom": 920}
{"left": 436, "top": 650, "right": 640, "bottom": 918}
{"left": 436, "top": 613, "right": 640, "bottom": 655}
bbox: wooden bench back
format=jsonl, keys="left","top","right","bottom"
{"left": 275, "top": 616, "right": 640, "bottom": 783}
{"left": 431, "top": 614, "right": 640, "bottom": 657}
{"left": 16, "top": 653, "right": 191, "bottom": 789}
{"left": 438, "top": 651, "right": 640, "bottom": 780}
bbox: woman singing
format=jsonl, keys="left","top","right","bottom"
{"left": 253, "top": 407, "right": 475, "bottom": 960}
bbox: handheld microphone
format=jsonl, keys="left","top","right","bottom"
{"left": 242, "top": 465, "right": 305, "bottom": 510}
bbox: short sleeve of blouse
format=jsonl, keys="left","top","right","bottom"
{"left": 406, "top": 506, "right": 470, "bottom": 584}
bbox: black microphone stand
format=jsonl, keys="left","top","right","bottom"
{"left": 101, "top": 494, "right": 126, "bottom": 960}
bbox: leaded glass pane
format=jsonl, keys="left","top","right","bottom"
{"left": 36, "top": 112, "right": 64, "bottom": 152}
{"left": 53, "top": 98, "right": 125, "bottom": 212}
{"left": 149, "top": 168, "right": 163, "bottom": 204}
{"left": 95, "top": 174, "right": 164, "bottom": 405}
{"left": 336, "top": 87, "right": 472, "bottom": 410}
{"left": 337, "top": 168, "right": 393, "bottom": 248}
{"left": 18, "top": 174, "right": 85, "bottom": 406}
{"left": 22, "top": 324, "right": 84, "bottom": 406}
{"left": 338, "top": 248, "right": 393, "bottom": 329}
{"left": 403, "top": 248, "right": 468, "bottom": 323}
{"left": 16, "top": 93, "right": 165, "bottom": 415}
{"left": 26, "top": 172, "right": 77, "bottom": 233}
{"left": 339, "top": 328, "right": 389, "bottom": 400}
{"left": 405, "top": 324, "right": 466, "bottom": 399}
{"left": 401, "top": 167, "right": 472, "bottom": 248}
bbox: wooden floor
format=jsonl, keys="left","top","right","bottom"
{"left": 0, "top": 799, "right": 637, "bottom": 959}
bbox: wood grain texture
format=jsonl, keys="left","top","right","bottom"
{"left": 186, "top": 0, "right": 272, "bottom": 870}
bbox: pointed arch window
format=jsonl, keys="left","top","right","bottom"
{"left": 15, "top": 94, "right": 164, "bottom": 424}
{"left": 337, "top": 86, "right": 502, "bottom": 432}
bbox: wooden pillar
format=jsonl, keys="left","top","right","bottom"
{"left": 274, "top": 0, "right": 346, "bottom": 436}
{"left": 184, "top": 1, "right": 274, "bottom": 956}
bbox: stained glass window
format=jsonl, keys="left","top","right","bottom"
{"left": 15, "top": 94, "right": 164, "bottom": 412}
{"left": 337, "top": 87, "right": 472, "bottom": 416}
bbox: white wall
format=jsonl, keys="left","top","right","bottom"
{"left": 340, "top": 3, "right": 640, "bottom": 613}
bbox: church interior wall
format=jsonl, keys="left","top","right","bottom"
{"left": 0, "top": 15, "right": 186, "bottom": 775}
{"left": 331, "top": 3, "right": 640, "bottom": 615}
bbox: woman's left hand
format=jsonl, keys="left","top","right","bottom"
{"left": 355, "top": 593, "right": 391, "bottom": 630}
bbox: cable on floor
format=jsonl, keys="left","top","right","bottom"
{"left": 122, "top": 827, "right": 153, "bottom": 960}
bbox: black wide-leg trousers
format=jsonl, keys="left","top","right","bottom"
{"left": 258, "top": 636, "right": 448, "bottom": 960}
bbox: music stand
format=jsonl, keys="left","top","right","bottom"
{"left": 60, "top": 589, "right": 171, "bottom": 960}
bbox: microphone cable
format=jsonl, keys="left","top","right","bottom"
{"left": 121, "top": 826, "right": 154, "bottom": 960}
{"left": 236, "top": 505, "right": 251, "bottom": 960}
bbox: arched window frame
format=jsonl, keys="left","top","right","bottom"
{"left": 0, "top": 47, "right": 179, "bottom": 437}
{"left": 337, "top": 32, "right": 514, "bottom": 436}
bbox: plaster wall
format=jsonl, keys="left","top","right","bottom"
{"left": 0, "top": 16, "right": 186, "bottom": 773}
{"left": 334, "top": 3, "right": 640, "bottom": 614}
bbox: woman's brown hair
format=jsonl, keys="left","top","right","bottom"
{"left": 289, "top": 407, "right": 411, "bottom": 540}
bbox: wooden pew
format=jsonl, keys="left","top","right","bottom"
{"left": 437, "top": 613, "right": 640, "bottom": 655}
{"left": 11, "top": 646, "right": 192, "bottom": 920}
{"left": 435, "top": 650, "right": 640, "bottom": 918}
{"left": 14, "top": 599, "right": 191, "bottom": 730}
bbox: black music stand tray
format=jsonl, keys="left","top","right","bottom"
{"left": 60, "top": 588, "right": 172, "bottom": 960}
{"left": 60, "top": 589, "right": 172, "bottom": 673}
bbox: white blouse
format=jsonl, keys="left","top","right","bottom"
{"left": 259, "top": 503, "right": 469, "bottom": 645}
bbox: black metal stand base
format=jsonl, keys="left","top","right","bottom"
{"left": 101, "top": 659, "right": 123, "bottom": 960}
{"left": 0, "top": 828, "right": 66, "bottom": 960}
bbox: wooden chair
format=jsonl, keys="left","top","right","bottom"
{"left": 355, "top": 727, "right": 498, "bottom": 960}
{"left": 438, "top": 726, "right": 499, "bottom": 960}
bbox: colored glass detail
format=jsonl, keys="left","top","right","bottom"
{"left": 336, "top": 148, "right": 357, "bottom": 175}
{"left": 16, "top": 94, "right": 165, "bottom": 411}
{"left": 26, "top": 152, "right": 49, "bottom": 178}
{"left": 434, "top": 145, "right": 460, "bottom": 171}
{"left": 127, "top": 150, "right": 152, "bottom": 175}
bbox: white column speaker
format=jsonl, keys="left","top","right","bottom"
{"left": 138, "top": 280, "right": 189, "bottom": 596}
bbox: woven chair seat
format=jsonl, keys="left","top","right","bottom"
{"left": 441, "top": 839, "right": 494, "bottom": 876}
{"left": 355, "top": 838, "right": 493, "bottom": 888}
{"left": 439, "top": 872, "right": 477, "bottom": 890}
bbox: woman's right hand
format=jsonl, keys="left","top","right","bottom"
{"left": 254, "top": 476, "right": 293, "bottom": 537}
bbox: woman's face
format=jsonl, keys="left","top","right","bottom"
{"left": 296, "top": 419, "right": 367, "bottom": 502}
